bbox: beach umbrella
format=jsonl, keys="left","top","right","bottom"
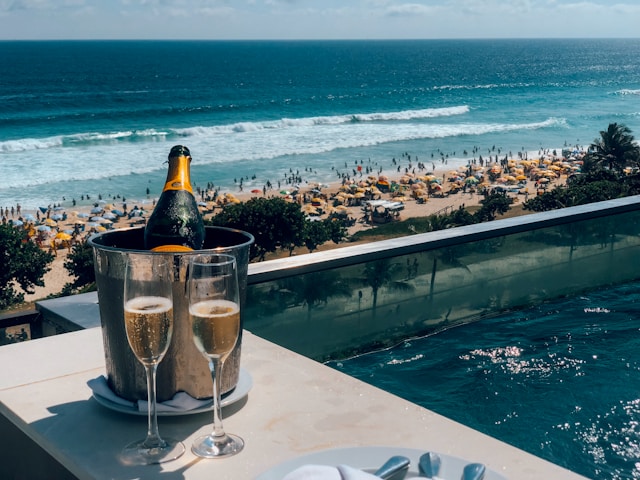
{"left": 301, "top": 205, "right": 319, "bottom": 215}
{"left": 465, "top": 177, "right": 479, "bottom": 184}
{"left": 55, "top": 232, "right": 72, "bottom": 241}
{"left": 37, "top": 225, "right": 51, "bottom": 232}
{"left": 251, "top": 189, "right": 261, "bottom": 194}
{"left": 11, "top": 219, "right": 24, "bottom": 227}
{"left": 111, "top": 209, "right": 124, "bottom": 217}
{"left": 102, "top": 212, "right": 117, "bottom": 220}
{"left": 90, "top": 207, "right": 103, "bottom": 214}
{"left": 23, "top": 213, "right": 35, "bottom": 221}
{"left": 51, "top": 214, "right": 64, "bottom": 221}
{"left": 44, "top": 218, "right": 57, "bottom": 227}
{"left": 280, "top": 190, "right": 290, "bottom": 195}
{"left": 77, "top": 212, "right": 90, "bottom": 218}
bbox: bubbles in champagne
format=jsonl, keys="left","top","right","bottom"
{"left": 124, "top": 296, "right": 173, "bottom": 365}
{"left": 190, "top": 299, "right": 240, "bottom": 358}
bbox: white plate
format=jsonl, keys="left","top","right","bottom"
{"left": 256, "top": 446, "right": 508, "bottom": 479}
{"left": 92, "top": 368, "right": 252, "bottom": 416}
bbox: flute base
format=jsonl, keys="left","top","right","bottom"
{"left": 120, "top": 437, "right": 185, "bottom": 465}
{"left": 191, "top": 432, "right": 244, "bottom": 458}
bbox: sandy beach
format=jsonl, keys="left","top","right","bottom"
{"left": 16, "top": 151, "right": 576, "bottom": 305}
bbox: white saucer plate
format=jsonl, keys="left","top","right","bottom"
{"left": 92, "top": 368, "right": 252, "bottom": 416}
{"left": 256, "top": 446, "right": 508, "bottom": 479}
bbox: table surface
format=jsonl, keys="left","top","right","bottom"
{"left": 0, "top": 327, "right": 588, "bottom": 480}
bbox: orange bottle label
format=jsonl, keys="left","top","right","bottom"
{"left": 150, "top": 244, "right": 194, "bottom": 252}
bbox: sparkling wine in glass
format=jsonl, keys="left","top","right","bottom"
{"left": 188, "top": 253, "right": 244, "bottom": 458}
{"left": 120, "top": 254, "right": 185, "bottom": 465}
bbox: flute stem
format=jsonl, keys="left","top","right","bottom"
{"left": 144, "top": 363, "right": 165, "bottom": 448}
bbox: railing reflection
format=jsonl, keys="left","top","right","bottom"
{"left": 244, "top": 196, "right": 640, "bottom": 361}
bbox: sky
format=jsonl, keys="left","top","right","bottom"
{"left": 0, "top": 0, "right": 638, "bottom": 40}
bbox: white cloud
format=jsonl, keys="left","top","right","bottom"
{"left": 0, "top": 0, "right": 639, "bottom": 39}
{"left": 384, "top": 3, "right": 437, "bottom": 16}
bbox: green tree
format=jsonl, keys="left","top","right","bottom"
{"left": 207, "top": 197, "right": 306, "bottom": 261}
{"left": 323, "top": 216, "right": 348, "bottom": 245}
{"left": 303, "top": 220, "right": 329, "bottom": 253}
{"left": 523, "top": 169, "right": 632, "bottom": 212}
{"left": 473, "top": 190, "right": 513, "bottom": 222}
{"left": 0, "top": 224, "right": 53, "bottom": 310}
{"left": 61, "top": 239, "right": 96, "bottom": 294}
{"left": 585, "top": 122, "right": 640, "bottom": 173}
{"left": 302, "top": 217, "right": 348, "bottom": 253}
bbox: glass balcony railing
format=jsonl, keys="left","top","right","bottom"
{"left": 244, "top": 195, "right": 640, "bottom": 361}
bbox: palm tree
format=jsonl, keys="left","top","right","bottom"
{"left": 356, "top": 258, "right": 413, "bottom": 320}
{"left": 278, "top": 270, "right": 351, "bottom": 322}
{"left": 587, "top": 123, "right": 640, "bottom": 173}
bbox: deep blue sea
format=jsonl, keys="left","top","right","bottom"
{"left": 328, "top": 281, "right": 640, "bottom": 480}
{"left": 1, "top": 39, "right": 639, "bottom": 211}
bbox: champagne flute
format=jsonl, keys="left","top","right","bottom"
{"left": 187, "top": 253, "right": 244, "bottom": 458}
{"left": 120, "top": 254, "right": 185, "bottom": 465}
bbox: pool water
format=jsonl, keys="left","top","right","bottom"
{"left": 327, "top": 280, "right": 640, "bottom": 479}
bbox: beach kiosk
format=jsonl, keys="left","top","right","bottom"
{"left": 365, "top": 200, "right": 405, "bottom": 224}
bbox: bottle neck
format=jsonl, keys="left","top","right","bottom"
{"left": 162, "top": 155, "right": 194, "bottom": 193}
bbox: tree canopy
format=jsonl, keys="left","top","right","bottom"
{"left": 584, "top": 122, "right": 640, "bottom": 173}
{"left": 207, "top": 197, "right": 307, "bottom": 261}
{"left": 0, "top": 224, "right": 53, "bottom": 310}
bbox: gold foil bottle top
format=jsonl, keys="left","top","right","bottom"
{"left": 163, "top": 145, "right": 194, "bottom": 193}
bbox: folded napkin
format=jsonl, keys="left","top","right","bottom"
{"left": 282, "top": 464, "right": 380, "bottom": 480}
{"left": 87, "top": 375, "right": 212, "bottom": 413}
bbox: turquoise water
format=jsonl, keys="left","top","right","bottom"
{"left": 1, "top": 39, "right": 640, "bottom": 210}
{"left": 328, "top": 280, "right": 640, "bottom": 479}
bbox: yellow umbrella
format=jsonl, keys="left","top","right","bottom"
{"left": 55, "top": 232, "right": 72, "bottom": 240}
{"left": 302, "top": 206, "right": 319, "bottom": 215}
{"left": 44, "top": 218, "right": 57, "bottom": 227}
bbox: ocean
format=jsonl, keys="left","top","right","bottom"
{"left": 1, "top": 39, "right": 639, "bottom": 211}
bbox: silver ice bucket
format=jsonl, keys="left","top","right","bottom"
{"left": 89, "top": 226, "right": 254, "bottom": 402}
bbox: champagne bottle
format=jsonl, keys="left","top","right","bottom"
{"left": 144, "top": 145, "right": 205, "bottom": 252}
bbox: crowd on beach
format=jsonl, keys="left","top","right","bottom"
{"left": 5, "top": 145, "right": 587, "bottom": 304}
{"left": 3, "top": 145, "right": 586, "bottom": 258}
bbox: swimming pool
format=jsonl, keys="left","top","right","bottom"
{"left": 328, "top": 280, "right": 640, "bottom": 479}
